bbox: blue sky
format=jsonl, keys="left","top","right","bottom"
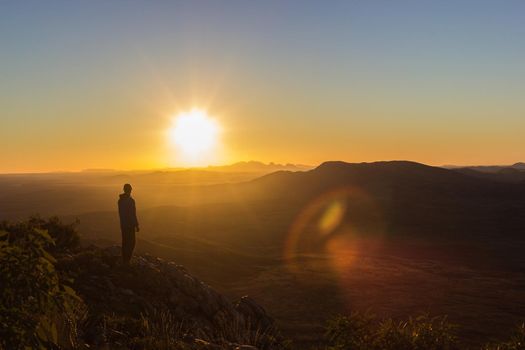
{"left": 1, "top": 1, "right": 525, "bottom": 171}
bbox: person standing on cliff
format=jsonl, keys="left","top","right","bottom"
{"left": 118, "top": 183, "right": 139, "bottom": 264}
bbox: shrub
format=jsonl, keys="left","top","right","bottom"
{"left": 77, "top": 310, "right": 191, "bottom": 350}
{"left": 375, "top": 315, "right": 457, "bottom": 350}
{"left": 0, "top": 216, "right": 80, "bottom": 254}
{"left": 483, "top": 323, "right": 525, "bottom": 350}
{"left": 325, "top": 312, "right": 376, "bottom": 349}
{"left": 213, "top": 315, "right": 288, "bottom": 350}
{"left": 323, "top": 312, "right": 458, "bottom": 350}
{"left": 0, "top": 226, "right": 81, "bottom": 349}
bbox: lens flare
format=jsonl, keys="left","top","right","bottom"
{"left": 284, "top": 187, "right": 386, "bottom": 305}
{"left": 318, "top": 200, "right": 346, "bottom": 235}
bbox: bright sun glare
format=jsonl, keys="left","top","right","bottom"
{"left": 168, "top": 109, "right": 220, "bottom": 163}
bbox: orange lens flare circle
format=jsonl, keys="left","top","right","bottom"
{"left": 284, "top": 186, "right": 386, "bottom": 274}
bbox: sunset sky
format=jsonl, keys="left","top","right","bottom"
{"left": 1, "top": 1, "right": 525, "bottom": 172}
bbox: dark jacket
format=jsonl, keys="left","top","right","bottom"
{"left": 118, "top": 193, "right": 138, "bottom": 229}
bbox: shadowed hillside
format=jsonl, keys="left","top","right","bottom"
{"left": 243, "top": 160, "right": 525, "bottom": 239}
{"left": 452, "top": 163, "right": 525, "bottom": 184}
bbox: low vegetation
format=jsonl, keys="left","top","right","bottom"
{"left": 319, "top": 312, "right": 525, "bottom": 350}
{"left": 321, "top": 312, "right": 458, "bottom": 350}
{"left": 482, "top": 323, "right": 525, "bottom": 350}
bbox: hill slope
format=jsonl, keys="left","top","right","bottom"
{"left": 242, "top": 160, "right": 525, "bottom": 240}
{"left": 57, "top": 246, "right": 283, "bottom": 349}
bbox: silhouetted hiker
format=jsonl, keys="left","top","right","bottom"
{"left": 118, "top": 183, "right": 139, "bottom": 264}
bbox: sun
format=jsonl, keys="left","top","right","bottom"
{"left": 168, "top": 109, "right": 220, "bottom": 163}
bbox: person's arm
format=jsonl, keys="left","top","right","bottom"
{"left": 117, "top": 199, "right": 122, "bottom": 218}
{"left": 132, "top": 198, "right": 139, "bottom": 232}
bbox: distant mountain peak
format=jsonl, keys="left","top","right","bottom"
{"left": 315, "top": 160, "right": 430, "bottom": 171}
{"left": 206, "top": 161, "right": 313, "bottom": 172}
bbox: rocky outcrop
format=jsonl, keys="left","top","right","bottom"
{"left": 56, "top": 245, "right": 284, "bottom": 349}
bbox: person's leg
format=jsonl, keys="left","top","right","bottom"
{"left": 129, "top": 230, "right": 136, "bottom": 261}
{"left": 121, "top": 228, "right": 133, "bottom": 264}
{"left": 121, "top": 228, "right": 127, "bottom": 263}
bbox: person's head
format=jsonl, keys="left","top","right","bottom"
{"left": 123, "top": 183, "right": 132, "bottom": 194}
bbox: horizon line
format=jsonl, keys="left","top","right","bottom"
{"left": 1, "top": 159, "right": 524, "bottom": 176}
